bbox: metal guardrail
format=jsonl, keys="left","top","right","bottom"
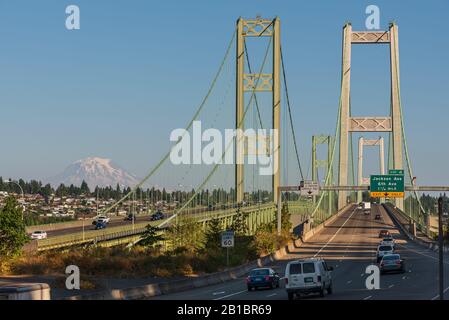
{"left": 384, "top": 202, "right": 437, "bottom": 240}
{"left": 35, "top": 200, "right": 317, "bottom": 251}
{"left": 36, "top": 221, "right": 159, "bottom": 251}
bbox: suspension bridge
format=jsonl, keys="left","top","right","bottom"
{"left": 34, "top": 16, "right": 449, "bottom": 251}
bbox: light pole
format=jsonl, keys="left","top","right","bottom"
{"left": 5, "top": 180, "right": 24, "bottom": 220}
{"left": 438, "top": 196, "right": 444, "bottom": 300}
{"left": 82, "top": 211, "right": 85, "bottom": 241}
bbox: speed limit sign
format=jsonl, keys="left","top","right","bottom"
{"left": 221, "top": 230, "right": 234, "bottom": 248}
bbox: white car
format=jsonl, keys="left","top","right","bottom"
{"left": 284, "top": 258, "right": 333, "bottom": 300}
{"left": 380, "top": 237, "right": 395, "bottom": 248}
{"left": 30, "top": 231, "right": 48, "bottom": 240}
{"left": 376, "top": 244, "right": 394, "bottom": 263}
{"left": 92, "top": 215, "right": 110, "bottom": 224}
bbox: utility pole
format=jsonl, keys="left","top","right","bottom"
{"left": 438, "top": 196, "right": 444, "bottom": 300}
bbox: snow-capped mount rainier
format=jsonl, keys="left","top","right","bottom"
{"left": 48, "top": 157, "right": 140, "bottom": 189}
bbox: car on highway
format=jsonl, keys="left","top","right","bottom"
{"left": 374, "top": 214, "right": 381, "bottom": 220}
{"left": 377, "top": 244, "right": 394, "bottom": 263}
{"left": 30, "top": 230, "right": 48, "bottom": 240}
{"left": 150, "top": 211, "right": 164, "bottom": 221}
{"left": 92, "top": 215, "right": 110, "bottom": 225}
{"left": 378, "top": 230, "right": 390, "bottom": 238}
{"left": 246, "top": 268, "right": 280, "bottom": 291}
{"left": 284, "top": 258, "right": 333, "bottom": 300}
{"left": 94, "top": 221, "right": 107, "bottom": 230}
{"left": 380, "top": 236, "right": 395, "bottom": 248}
{"left": 124, "top": 213, "right": 137, "bottom": 221}
{"left": 363, "top": 202, "right": 371, "bottom": 214}
{"left": 380, "top": 254, "right": 406, "bottom": 274}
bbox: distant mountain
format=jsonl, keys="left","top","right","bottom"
{"left": 47, "top": 157, "right": 140, "bottom": 189}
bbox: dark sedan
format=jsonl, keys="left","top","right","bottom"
{"left": 150, "top": 211, "right": 164, "bottom": 221}
{"left": 246, "top": 268, "right": 280, "bottom": 291}
{"left": 94, "top": 221, "right": 107, "bottom": 230}
{"left": 124, "top": 214, "right": 137, "bottom": 221}
{"left": 379, "top": 230, "right": 390, "bottom": 238}
{"left": 380, "top": 254, "right": 406, "bottom": 274}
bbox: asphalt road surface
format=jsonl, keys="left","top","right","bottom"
{"left": 40, "top": 206, "right": 218, "bottom": 237}
{"left": 149, "top": 204, "right": 449, "bottom": 300}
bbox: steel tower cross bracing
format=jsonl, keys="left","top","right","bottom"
{"left": 312, "top": 135, "right": 334, "bottom": 197}
{"left": 337, "top": 23, "right": 404, "bottom": 210}
{"left": 235, "top": 17, "right": 281, "bottom": 203}
{"left": 312, "top": 135, "right": 334, "bottom": 216}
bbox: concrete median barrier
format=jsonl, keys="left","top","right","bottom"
{"left": 301, "top": 204, "right": 353, "bottom": 242}
{"left": 382, "top": 203, "right": 435, "bottom": 248}
{"left": 0, "top": 283, "right": 51, "bottom": 300}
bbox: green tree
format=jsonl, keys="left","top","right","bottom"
{"left": 281, "top": 202, "right": 292, "bottom": 233}
{"left": 203, "top": 218, "right": 223, "bottom": 250}
{"left": 253, "top": 222, "right": 277, "bottom": 255}
{"left": 139, "top": 224, "right": 164, "bottom": 247}
{"left": 231, "top": 208, "right": 248, "bottom": 236}
{"left": 80, "top": 180, "right": 90, "bottom": 194}
{"left": 0, "top": 196, "right": 29, "bottom": 258}
{"left": 166, "top": 216, "right": 201, "bottom": 253}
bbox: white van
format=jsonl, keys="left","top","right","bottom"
{"left": 284, "top": 258, "right": 333, "bottom": 300}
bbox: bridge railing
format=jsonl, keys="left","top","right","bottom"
{"left": 35, "top": 203, "right": 277, "bottom": 251}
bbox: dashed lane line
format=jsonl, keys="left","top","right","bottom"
{"left": 213, "top": 290, "right": 247, "bottom": 300}
{"left": 431, "top": 287, "right": 449, "bottom": 300}
{"left": 313, "top": 207, "right": 357, "bottom": 258}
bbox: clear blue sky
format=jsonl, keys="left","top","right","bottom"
{"left": 0, "top": 0, "right": 447, "bottom": 188}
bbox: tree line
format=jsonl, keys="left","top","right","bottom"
{"left": 0, "top": 177, "right": 274, "bottom": 205}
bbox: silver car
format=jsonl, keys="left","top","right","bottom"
{"left": 380, "top": 254, "right": 406, "bottom": 274}
{"left": 376, "top": 244, "right": 394, "bottom": 263}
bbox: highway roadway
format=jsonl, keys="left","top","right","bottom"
{"left": 40, "top": 214, "right": 157, "bottom": 238}
{"left": 149, "top": 204, "right": 449, "bottom": 300}
{"left": 37, "top": 206, "right": 218, "bottom": 238}
{"left": 34, "top": 204, "right": 265, "bottom": 238}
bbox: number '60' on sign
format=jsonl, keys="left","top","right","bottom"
{"left": 221, "top": 231, "right": 234, "bottom": 248}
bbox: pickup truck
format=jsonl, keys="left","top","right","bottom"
{"left": 92, "top": 215, "right": 111, "bottom": 225}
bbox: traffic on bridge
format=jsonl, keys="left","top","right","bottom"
{"left": 0, "top": 1, "right": 448, "bottom": 318}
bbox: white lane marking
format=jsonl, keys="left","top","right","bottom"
{"left": 388, "top": 284, "right": 394, "bottom": 289}
{"left": 431, "top": 286, "right": 449, "bottom": 300}
{"left": 266, "top": 293, "right": 277, "bottom": 298}
{"left": 347, "top": 280, "right": 352, "bottom": 284}
{"left": 360, "top": 274, "right": 364, "bottom": 277}
{"left": 363, "top": 295, "right": 372, "bottom": 300}
{"left": 212, "top": 291, "right": 226, "bottom": 296}
{"left": 397, "top": 243, "right": 449, "bottom": 265}
{"left": 313, "top": 207, "right": 357, "bottom": 258}
{"left": 213, "top": 289, "right": 247, "bottom": 300}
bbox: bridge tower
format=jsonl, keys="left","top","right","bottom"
{"left": 236, "top": 17, "right": 281, "bottom": 203}
{"left": 337, "top": 22, "right": 404, "bottom": 210}
{"left": 357, "top": 137, "right": 385, "bottom": 203}
{"left": 312, "top": 135, "right": 334, "bottom": 198}
{"left": 312, "top": 135, "right": 334, "bottom": 216}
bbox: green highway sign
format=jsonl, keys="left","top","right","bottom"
{"left": 370, "top": 174, "right": 404, "bottom": 198}
{"left": 389, "top": 169, "right": 404, "bottom": 175}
